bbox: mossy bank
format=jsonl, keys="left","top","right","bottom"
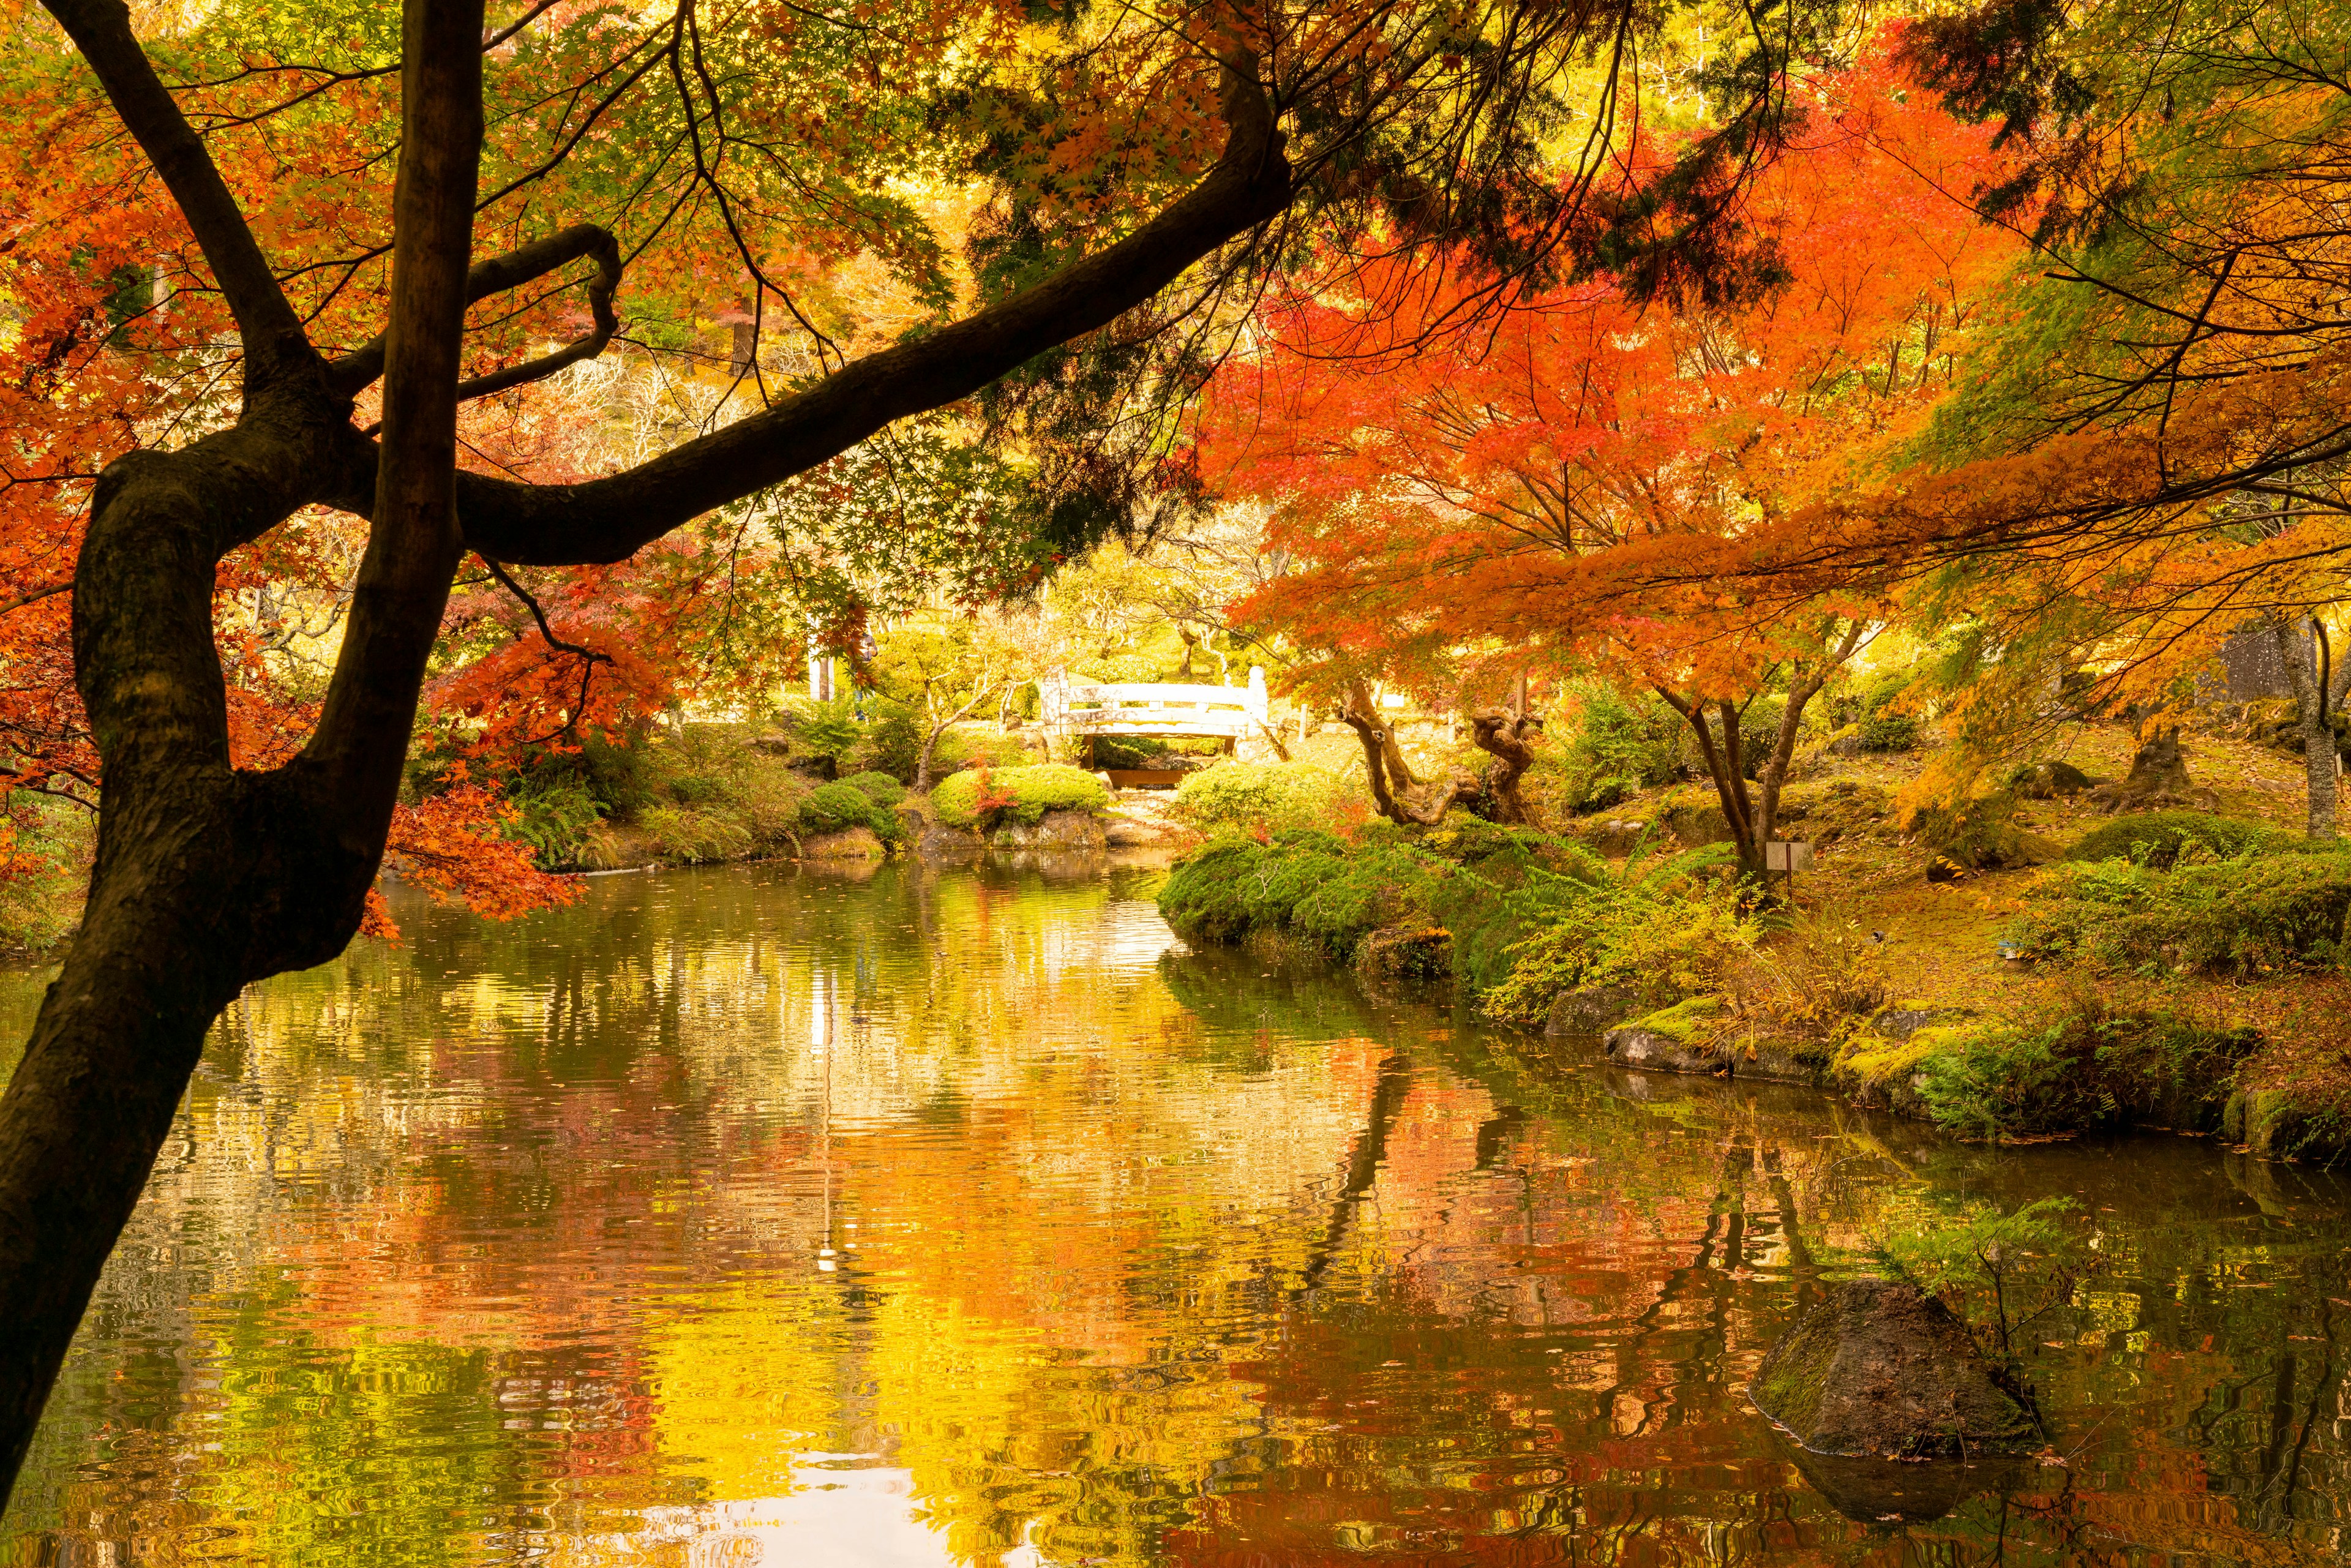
{"left": 1157, "top": 812, "right": 2351, "bottom": 1167}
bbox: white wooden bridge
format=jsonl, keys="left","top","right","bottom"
{"left": 1040, "top": 669, "right": 1269, "bottom": 778}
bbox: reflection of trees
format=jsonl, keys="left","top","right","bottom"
{"left": 11, "top": 866, "right": 2351, "bottom": 1566}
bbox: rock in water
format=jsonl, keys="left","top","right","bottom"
{"left": 1750, "top": 1280, "right": 2038, "bottom": 1460}
{"left": 991, "top": 808, "right": 1108, "bottom": 852}
{"left": 798, "top": 826, "right": 885, "bottom": 862}
{"left": 1355, "top": 924, "right": 1452, "bottom": 985}
{"left": 1544, "top": 985, "right": 1641, "bottom": 1038}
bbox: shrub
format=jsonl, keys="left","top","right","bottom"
{"left": 933, "top": 725, "right": 1032, "bottom": 775}
{"left": 932, "top": 763, "right": 1109, "bottom": 828}
{"left": 2063, "top": 810, "right": 2285, "bottom": 869}
{"left": 502, "top": 776, "right": 606, "bottom": 870}
{"left": 1479, "top": 842, "right": 1750, "bottom": 1024}
{"left": 630, "top": 749, "right": 809, "bottom": 861}
{"left": 1856, "top": 672, "right": 1920, "bottom": 752}
{"left": 639, "top": 803, "right": 756, "bottom": 864}
{"left": 1554, "top": 683, "right": 1684, "bottom": 811}
{"left": 840, "top": 770, "right": 906, "bottom": 808}
{"left": 804, "top": 781, "right": 885, "bottom": 835}
{"left": 861, "top": 702, "right": 923, "bottom": 781}
{"left": 2009, "top": 851, "right": 2351, "bottom": 974}
{"left": 792, "top": 697, "right": 864, "bottom": 768}
{"left": 732, "top": 759, "right": 812, "bottom": 844}
{"left": 503, "top": 730, "right": 651, "bottom": 817}
{"left": 1172, "top": 760, "right": 1349, "bottom": 835}
{"left": 1581, "top": 775, "right": 1637, "bottom": 811}
{"left": 1911, "top": 999, "right": 2258, "bottom": 1139}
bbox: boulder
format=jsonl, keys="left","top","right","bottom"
{"left": 991, "top": 808, "right": 1108, "bottom": 853}
{"left": 1736, "top": 1037, "right": 1832, "bottom": 1086}
{"left": 2224, "top": 1087, "right": 2351, "bottom": 1161}
{"left": 915, "top": 823, "right": 983, "bottom": 863}
{"left": 798, "top": 826, "right": 885, "bottom": 861}
{"left": 2009, "top": 759, "right": 2094, "bottom": 800}
{"left": 1103, "top": 812, "right": 1183, "bottom": 848}
{"left": 1750, "top": 1278, "right": 2039, "bottom": 1461}
{"left": 1355, "top": 924, "right": 1452, "bottom": 985}
{"left": 1871, "top": 1007, "right": 1971, "bottom": 1041}
{"left": 1602, "top": 999, "right": 1825, "bottom": 1083}
{"left": 1545, "top": 985, "right": 1643, "bottom": 1039}
{"left": 1605, "top": 998, "right": 1729, "bottom": 1075}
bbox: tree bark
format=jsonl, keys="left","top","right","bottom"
{"left": 1339, "top": 680, "right": 1467, "bottom": 825}
{"left": 1467, "top": 708, "right": 1541, "bottom": 823}
{"left": 2269, "top": 612, "right": 2339, "bottom": 841}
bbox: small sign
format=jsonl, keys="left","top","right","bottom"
{"left": 1764, "top": 840, "right": 1814, "bottom": 873}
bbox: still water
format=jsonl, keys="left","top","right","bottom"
{"left": 0, "top": 861, "right": 2345, "bottom": 1566}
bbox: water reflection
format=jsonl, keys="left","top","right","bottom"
{"left": 0, "top": 862, "right": 2344, "bottom": 1565}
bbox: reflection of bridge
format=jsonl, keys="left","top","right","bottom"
{"left": 1040, "top": 669, "right": 1269, "bottom": 776}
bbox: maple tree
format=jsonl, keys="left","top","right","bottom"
{"left": 1692, "top": 0, "right": 2351, "bottom": 833}
{"left": 0, "top": 0, "right": 1859, "bottom": 1501}
{"left": 1202, "top": 49, "right": 2021, "bottom": 872}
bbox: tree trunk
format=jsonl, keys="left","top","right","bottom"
{"left": 2270, "top": 612, "right": 2339, "bottom": 841}
{"left": 1660, "top": 691, "right": 1763, "bottom": 873}
{"left": 1340, "top": 680, "right": 1465, "bottom": 825}
{"left": 1468, "top": 708, "right": 1540, "bottom": 823}
{"left": 0, "top": 0, "right": 487, "bottom": 1502}
{"left": 1658, "top": 677, "right": 1832, "bottom": 880}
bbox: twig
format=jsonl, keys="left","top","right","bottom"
{"left": 0, "top": 582, "right": 71, "bottom": 617}
{"left": 482, "top": 557, "right": 612, "bottom": 743}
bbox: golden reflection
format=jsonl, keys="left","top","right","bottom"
{"left": 1, "top": 862, "right": 2347, "bottom": 1566}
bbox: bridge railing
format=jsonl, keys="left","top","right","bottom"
{"left": 1040, "top": 668, "right": 1269, "bottom": 738}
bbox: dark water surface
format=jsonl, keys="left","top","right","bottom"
{"left": 1, "top": 861, "right": 2345, "bottom": 1566}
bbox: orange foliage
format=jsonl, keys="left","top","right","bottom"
{"left": 1201, "top": 49, "right": 2021, "bottom": 707}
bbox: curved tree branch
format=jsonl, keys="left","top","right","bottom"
{"left": 445, "top": 54, "right": 1290, "bottom": 565}
{"left": 327, "top": 222, "right": 623, "bottom": 398}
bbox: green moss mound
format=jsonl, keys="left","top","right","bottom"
{"left": 2063, "top": 810, "right": 2285, "bottom": 869}
{"left": 1171, "top": 761, "right": 1349, "bottom": 834}
{"left": 1158, "top": 818, "right": 1747, "bottom": 1021}
{"left": 839, "top": 770, "right": 906, "bottom": 808}
{"left": 933, "top": 764, "right": 1109, "bottom": 828}
{"left": 804, "top": 781, "right": 893, "bottom": 838}
{"left": 2012, "top": 850, "right": 2351, "bottom": 973}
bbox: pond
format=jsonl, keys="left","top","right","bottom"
{"left": 0, "top": 861, "right": 2344, "bottom": 1566}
